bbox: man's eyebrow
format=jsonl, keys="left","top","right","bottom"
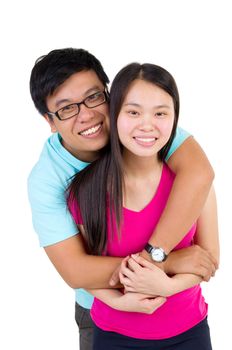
{"left": 55, "top": 99, "right": 72, "bottom": 108}
{"left": 55, "top": 85, "right": 103, "bottom": 109}
{"left": 84, "top": 85, "right": 103, "bottom": 96}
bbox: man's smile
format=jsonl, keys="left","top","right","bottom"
{"left": 79, "top": 122, "right": 103, "bottom": 137}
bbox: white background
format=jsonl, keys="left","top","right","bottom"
{"left": 1, "top": 0, "right": 231, "bottom": 349}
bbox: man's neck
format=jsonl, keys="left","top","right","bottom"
{"left": 61, "top": 138, "right": 100, "bottom": 163}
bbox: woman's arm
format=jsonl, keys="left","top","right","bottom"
{"left": 118, "top": 186, "right": 219, "bottom": 297}
{"left": 119, "top": 255, "right": 202, "bottom": 297}
{"left": 86, "top": 288, "right": 166, "bottom": 314}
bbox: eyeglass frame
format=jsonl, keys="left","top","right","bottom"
{"left": 47, "top": 90, "right": 109, "bottom": 121}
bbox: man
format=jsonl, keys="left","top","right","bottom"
{"left": 28, "top": 48, "right": 216, "bottom": 350}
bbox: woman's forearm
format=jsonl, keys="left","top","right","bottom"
{"left": 86, "top": 288, "right": 166, "bottom": 314}
{"left": 165, "top": 273, "right": 202, "bottom": 297}
{"left": 86, "top": 288, "right": 122, "bottom": 308}
{"left": 118, "top": 254, "right": 203, "bottom": 297}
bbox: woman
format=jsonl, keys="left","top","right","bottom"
{"left": 68, "top": 63, "right": 219, "bottom": 349}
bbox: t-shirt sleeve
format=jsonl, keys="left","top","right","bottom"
{"left": 27, "top": 171, "right": 79, "bottom": 247}
{"left": 165, "top": 126, "right": 191, "bottom": 161}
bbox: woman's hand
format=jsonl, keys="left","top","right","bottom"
{"left": 119, "top": 254, "right": 175, "bottom": 297}
{"left": 113, "top": 291, "right": 166, "bottom": 314}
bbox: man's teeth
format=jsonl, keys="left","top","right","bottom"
{"left": 80, "top": 123, "right": 101, "bottom": 136}
{"left": 135, "top": 137, "right": 156, "bottom": 142}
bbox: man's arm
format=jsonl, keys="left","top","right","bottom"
{"left": 117, "top": 186, "right": 219, "bottom": 297}
{"left": 44, "top": 233, "right": 122, "bottom": 289}
{"left": 28, "top": 168, "right": 123, "bottom": 290}
{"left": 143, "top": 136, "right": 214, "bottom": 256}
{"left": 162, "top": 244, "right": 217, "bottom": 280}
{"left": 109, "top": 136, "right": 216, "bottom": 286}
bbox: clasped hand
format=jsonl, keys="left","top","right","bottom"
{"left": 116, "top": 254, "right": 173, "bottom": 297}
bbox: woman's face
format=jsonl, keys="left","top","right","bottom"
{"left": 117, "top": 79, "right": 175, "bottom": 158}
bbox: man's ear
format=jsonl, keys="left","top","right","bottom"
{"left": 43, "top": 114, "right": 57, "bottom": 133}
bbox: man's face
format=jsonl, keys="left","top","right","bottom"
{"left": 45, "top": 70, "right": 109, "bottom": 162}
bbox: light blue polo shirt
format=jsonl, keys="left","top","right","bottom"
{"left": 28, "top": 127, "right": 190, "bottom": 309}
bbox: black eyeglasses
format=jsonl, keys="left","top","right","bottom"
{"left": 47, "top": 90, "right": 108, "bottom": 121}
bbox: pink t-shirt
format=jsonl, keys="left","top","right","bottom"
{"left": 72, "top": 164, "right": 208, "bottom": 339}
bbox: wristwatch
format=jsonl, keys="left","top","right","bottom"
{"left": 145, "top": 243, "right": 168, "bottom": 262}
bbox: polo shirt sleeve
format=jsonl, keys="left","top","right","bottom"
{"left": 165, "top": 127, "right": 191, "bottom": 161}
{"left": 27, "top": 169, "right": 79, "bottom": 247}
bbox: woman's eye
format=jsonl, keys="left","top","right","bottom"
{"left": 155, "top": 112, "right": 166, "bottom": 118}
{"left": 128, "top": 110, "right": 139, "bottom": 116}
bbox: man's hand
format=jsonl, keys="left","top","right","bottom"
{"left": 140, "top": 244, "right": 218, "bottom": 282}
{"left": 113, "top": 291, "right": 166, "bottom": 314}
{"left": 164, "top": 245, "right": 218, "bottom": 281}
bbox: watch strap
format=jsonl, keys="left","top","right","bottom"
{"left": 145, "top": 243, "right": 154, "bottom": 254}
{"left": 144, "top": 243, "right": 168, "bottom": 262}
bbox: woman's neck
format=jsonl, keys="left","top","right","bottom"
{"left": 122, "top": 149, "right": 162, "bottom": 179}
{"left": 121, "top": 150, "right": 163, "bottom": 212}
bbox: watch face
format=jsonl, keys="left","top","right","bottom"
{"left": 151, "top": 248, "right": 165, "bottom": 262}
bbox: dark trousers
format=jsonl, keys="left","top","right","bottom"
{"left": 93, "top": 317, "right": 212, "bottom": 350}
{"left": 75, "top": 302, "right": 94, "bottom": 350}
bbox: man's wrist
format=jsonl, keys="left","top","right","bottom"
{"left": 140, "top": 250, "right": 166, "bottom": 271}
{"left": 148, "top": 236, "right": 171, "bottom": 256}
{"left": 140, "top": 249, "right": 153, "bottom": 262}
{"left": 144, "top": 243, "right": 168, "bottom": 263}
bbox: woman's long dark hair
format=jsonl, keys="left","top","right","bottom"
{"left": 67, "top": 63, "right": 180, "bottom": 255}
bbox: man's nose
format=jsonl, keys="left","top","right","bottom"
{"left": 77, "top": 104, "right": 95, "bottom": 123}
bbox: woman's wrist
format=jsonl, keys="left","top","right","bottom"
{"left": 108, "top": 290, "right": 124, "bottom": 310}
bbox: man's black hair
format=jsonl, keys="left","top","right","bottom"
{"left": 30, "top": 48, "right": 109, "bottom": 115}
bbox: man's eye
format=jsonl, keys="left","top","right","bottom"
{"left": 62, "top": 104, "right": 76, "bottom": 112}
{"left": 87, "top": 92, "right": 102, "bottom": 102}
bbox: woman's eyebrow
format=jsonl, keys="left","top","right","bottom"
{"left": 123, "top": 103, "right": 171, "bottom": 109}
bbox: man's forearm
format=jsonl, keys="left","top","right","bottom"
{"left": 69, "top": 254, "right": 123, "bottom": 289}
{"left": 45, "top": 235, "right": 123, "bottom": 290}
{"left": 147, "top": 171, "right": 213, "bottom": 253}
{"left": 143, "top": 137, "right": 214, "bottom": 255}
